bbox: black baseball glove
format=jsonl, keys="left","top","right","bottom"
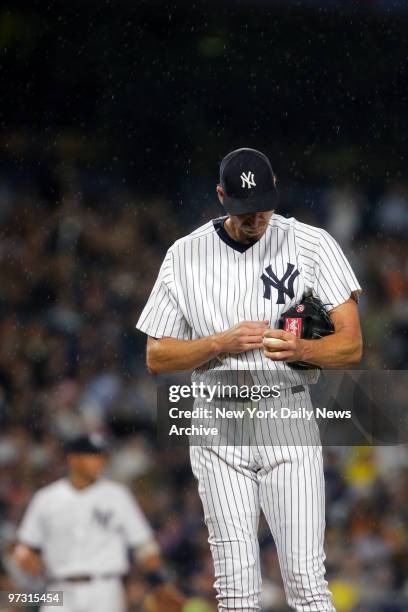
{"left": 278, "top": 293, "right": 334, "bottom": 369}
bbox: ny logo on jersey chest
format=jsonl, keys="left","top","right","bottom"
{"left": 261, "top": 262, "right": 300, "bottom": 304}
{"left": 93, "top": 508, "right": 113, "bottom": 528}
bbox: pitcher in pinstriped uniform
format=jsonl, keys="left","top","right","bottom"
{"left": 137, "top": 148, "right": 363, "bottom": 611}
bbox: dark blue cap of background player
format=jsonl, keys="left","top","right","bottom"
{"left": 219, "top": 147, "right": 278, "bottom": 215}
{"left": 64, "top": 433, "right": 109, "bottom": 455}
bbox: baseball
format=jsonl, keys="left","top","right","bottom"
{"left": 263, "top": 337, "right": 285, "bottom": 351}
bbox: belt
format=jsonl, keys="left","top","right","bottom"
{"left": 51, "top": 573, "right": 122, "bottom": 583}
{"left": 291, "top": 385, "right": 305, "bottom": 394}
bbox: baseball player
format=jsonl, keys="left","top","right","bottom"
{"left": 13, "top": 434, "right": 184, "bottom": 612}
{"left": 136, "top": 148, "right": 363, "bottom": 611}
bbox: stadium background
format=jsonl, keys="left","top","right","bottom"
{"left": 0, "top": 1, "right": 407, "bottom": 610}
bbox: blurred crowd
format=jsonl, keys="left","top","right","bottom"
{"left": 0, "top": 149, "right": 407, "bottom": 611}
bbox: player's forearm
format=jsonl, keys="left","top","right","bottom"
{"left": 147, "top": 335, "right": 222, "bottom": 373}
{"left": 299, "top": 329, "right": 363, "bottom": 368}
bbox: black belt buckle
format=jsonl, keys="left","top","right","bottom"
{"left": 291, "top": 385, "right": 305, "bottom": 395}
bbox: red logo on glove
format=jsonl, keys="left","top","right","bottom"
{"left": 284, "top": 317, "right": 303, "bottom": 338}
{"left": 296, "top": 304, "right": 305, "bottom": 313}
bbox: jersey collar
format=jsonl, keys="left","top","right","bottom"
{"left": 212, "top": 216, "right": 259, "bottom": 253}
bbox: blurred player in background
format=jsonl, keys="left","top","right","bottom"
{"left": 12, "top": 434, "right": 184, "bottom": 612}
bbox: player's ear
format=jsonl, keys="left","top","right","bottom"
{"left": 216, "top": 185, "right": 224, "bottom": 204}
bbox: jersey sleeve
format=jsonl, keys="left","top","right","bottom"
{"left": 119, "top": 488, "right": 156, "bottom": 549}
{"left": 136, "top": 248, "right": 191, "bottom": 339}
{"left": 314, "top": 229, "right": 362, "bottom": 310}
{"left": 17, "top": 492, "right": 46, "bottom": 549}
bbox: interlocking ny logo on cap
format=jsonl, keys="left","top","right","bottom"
{"left": 240, "top": 171, "right": 256, "bottom": 189}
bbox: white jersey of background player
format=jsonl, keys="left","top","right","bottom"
{"left": 13, "top": 434, "right": 183, "bottom": 612}
{"left": 137, "top": 148, "right": 363, "bottom": 611}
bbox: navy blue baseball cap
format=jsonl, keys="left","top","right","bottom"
{"left": 64, "top": 433, "right": 109, "bottom": 455}
{"left": 219, "top": 148, "right": 278, "bottom": 215}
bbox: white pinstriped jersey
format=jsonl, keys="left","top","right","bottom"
{"left": 136, "top": 213, "right": 361, "bottom": 388}
{"left": 18, "top": 478, "right": 154, "bottom": 577}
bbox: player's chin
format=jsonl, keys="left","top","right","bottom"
{"left": 244, "top": 228, "right": 265, "bottom": 238}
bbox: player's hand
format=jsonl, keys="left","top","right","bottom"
{"left": 12, "top": 544, "right": 44, "bottom": 575}
{"left": 263, "top": 328, "right": 305, "bottom": 362}
{"left": 215, "top": 320, "right": 269, "bottom": 354}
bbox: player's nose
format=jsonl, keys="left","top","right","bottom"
{"left": 247, "top": 213, "right": 265, "bottom": 226}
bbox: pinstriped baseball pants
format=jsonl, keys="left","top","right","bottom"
{"left": 189, "top": 388, "right": 335, "bottom": 612}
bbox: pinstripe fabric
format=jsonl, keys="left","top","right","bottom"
{"left": 136, "top": 214, "right": 361, "bottom": 389}
{"left": 190, "top": 389, "right": 335, "bottom": 611}
{"left": 136, "top": 213, "right": 361, "bottom": 611}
